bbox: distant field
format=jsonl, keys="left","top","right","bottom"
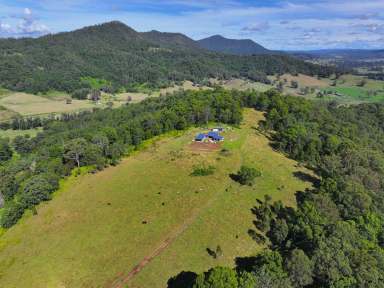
{"left": 114, "top": 80, "right": 272, "bottom": 106}
{"left": 0, "top": 128, "right": 42, "bottom": 140}
{"left": 2, "top": 74, "right": 382, "bottom": 124}
{"left": 265, "top": 73, "right": 384, "bottom": 104}
{"left": 220, "top": 79, "right": 273, "bottom": 91}
{"left": 0, "top": 109, "right": 312, "bottom": 288}
{"left": 319, "top": 74, "right": 384, "bottom": 103}
{"left": 271, "top": 73, "right": 330, "bottom": 88}
{"left": 0, "top": 92, "right": 96, "bottom": 118}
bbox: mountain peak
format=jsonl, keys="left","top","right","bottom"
{"left": 198, "top": 35, "right": 269, "bottom": 55}
{"left": 141, "top": 30, "right": 200, "bottom": 50}
{"left": 76, "top": 21, "right": 138, "bottom": 35}
{"left": 210, "top": 35, "right": 225, "bottom": 39}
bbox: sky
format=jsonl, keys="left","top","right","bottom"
{"left": 0, "top": 0, "right": 384, "bottom": 50}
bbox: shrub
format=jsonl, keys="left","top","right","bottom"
{"left": 191, "top": 165, "right": 215, "bottom": 176}
{"left": 0, "top": 201, "right": 24, "bottom": 228}
{"left": 233, "top": 165, "right": 261, "bottom": 186}
{"left": 19, "top": 175, "right": 58, "bottom": 208}
{"left": 0, "top": 138, "right": 13, "bottom": 163}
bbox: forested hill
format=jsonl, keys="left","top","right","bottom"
{"left": 0, "top": 21, "right": 335, "bottom": 94}
{"left": 198, "top": 35, "right": 270, "bottom": 55}
{"left": 141, "top": 30, "right": 202, "bottom": 50}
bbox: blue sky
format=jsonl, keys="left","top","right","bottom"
{"left": 1, "top": 0, "right": 384, "bottom": 50}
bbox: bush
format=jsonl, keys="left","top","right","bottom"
{"left": 191, "top": 165, "right": 215, "bottom": 176}
{"left": 19, "top": 175, "right": 58, "bottom": 208}
{"left": 233, "top": 165, "right": 261, "bottom": 186}
{"left": 0, "top": 201, "right": 24, "bottom": 228}
{"left": 0, "top": 138, "right": 13, "bottom": 163}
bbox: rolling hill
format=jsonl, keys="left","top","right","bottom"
{"left": 198, "top": 35, "right": 270, "bottom": 55}
{"left": 0, "top": 21, "right": 334, "bottom": 94}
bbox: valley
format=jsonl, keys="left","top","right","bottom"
{"left": 1, "top": 5, "right": 384, "bottom": 287}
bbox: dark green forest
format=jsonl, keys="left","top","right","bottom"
{"left": 0, "top": 21, "right": 335, "bottom": 94}
{"left": 2, "top": 88, "right": 384, "bottom": 287}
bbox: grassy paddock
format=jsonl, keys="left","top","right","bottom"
{"left": 0, "top": 92, "right": 96, "bottom": 116}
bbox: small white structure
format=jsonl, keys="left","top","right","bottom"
{"left": 211, "top": 127, "right": 224, "bottom": 132}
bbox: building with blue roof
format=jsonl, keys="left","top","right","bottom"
{"left": 207, "top": 131, "right": 224, "bottom": 142}
{"left": 195, "top": 133, "right": 207, "bottom": 142}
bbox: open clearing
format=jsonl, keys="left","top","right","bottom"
{"left": 0, "top": 110, "right": 313, "bottom": 288}
{"left": 271, "top": 73, "right": 330, "bottom": 88}
{"left": 0, "top": 93, "right": 96, "bottom": 117}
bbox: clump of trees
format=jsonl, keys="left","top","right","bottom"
{"left": 0, "top": 138, "right": 12, "bottom": 163}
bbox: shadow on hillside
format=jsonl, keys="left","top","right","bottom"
{"left": 293, "top": 171, "right": 320, "bottom": 186}
{"left": 167, "top": 271, "right": 197, "bottom": 288}
{"left": 235, "top": 256, "right": 257, "bottom": 273}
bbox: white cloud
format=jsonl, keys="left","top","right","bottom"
{"left": 24, "top": 8, "right": 32, "bottom": 16}
{"left": 0, "top": 7, "right": 50, "bottom": 37}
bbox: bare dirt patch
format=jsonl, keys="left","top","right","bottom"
{"left": 188, "top": 141, "right": 221, "bottom": 152}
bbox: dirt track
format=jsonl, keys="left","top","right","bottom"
{"left": 106, "top": 189, "right": 222, "bottom": 288}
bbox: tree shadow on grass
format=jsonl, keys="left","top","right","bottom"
{"left": 229, "top": 173, "right": 240, "bottom": 183}
{"left": 167, "top": 271, "right": 197, "bottom": 288}
{"left": 293, "top": 171, "right": 320, "bottom": 186}
{"left": 235, "top": 256, "right": 257, "bottom": 273}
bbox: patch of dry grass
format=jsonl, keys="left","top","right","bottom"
{"left": 0, "top": 92, "right": 96, "bottom": 116}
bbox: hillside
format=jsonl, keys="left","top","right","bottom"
{"left": 0, "top": 109, "right": 312, "bottom": 288}
{"left": 141, "top": 30, "right": 202, "bottom": 50}
{"left": 0, "top": 21, "right": 334, "bottom": 94}
{"left": 2, "top": 88, "right": 384, "bottom": 287}
{"left": 198, "top": 35, "right": 270, "bottom": 55}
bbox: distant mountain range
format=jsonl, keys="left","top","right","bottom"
{"left": 197, "top": 35, "right": 271, "bottom": 55}
{"left": 0, "top": 21, "right": 333, "bottom": 93}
